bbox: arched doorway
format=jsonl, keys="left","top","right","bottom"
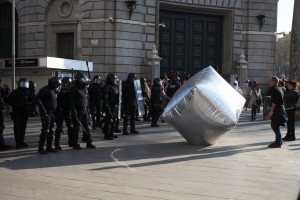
{"left": 0, "top": 2, "right": 19, "bottom": 59}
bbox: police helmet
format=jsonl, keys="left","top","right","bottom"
{"left": 106, "top": 73, "right": 118, "bottom": 85}
{"left": 93, "top": 75, "right": 102, "bottom": 84}
{"left": 29, "top": 80, "right": 36, "bottom": 89}
{"left": 75, "top": 73, "right": 91, "bottom": 86}
{"left": 48, "top": 77, "right": 62, "bottom": 89}
{"left": 61, "top": 77, "right": 72, "bottom": 89}
{"left": 18, "top": 78, "right": 29, "bottom": 89}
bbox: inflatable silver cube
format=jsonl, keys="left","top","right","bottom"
{"left": 162, "top": 66, "right": 245, "bottom": 146}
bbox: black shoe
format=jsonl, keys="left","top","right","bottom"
{"left": 285, "top": 137, "right": 296, "bottom": 141}
{"left": 21, "top": 142, "right": 29, "bottom": 147}
{"left": 123, "top": 131, "right": 130, "bottom": 135}
{"left": 112, "top": 134, "right": 118, "bottom": 138}
{"left": 38, "top": 148, "right": 48, "bottom": 154}
{"left": 46, "top": 147, "right": 57, "bottom": 153}
{"left": 151, "top": 124, "right": 160, "bottom": 127}
{"left": 104, "top": 136, "right": 113, "bottom": 140}
{"left": 130, "top": 130, "right": 139, "bottom": 134}
{"left": 0, "top": 144, "right": 11, "bottom": 151}
{"left": 282, "top": 135, "right": 290, "bottom": 141}
{"left": 55, "top": 145, "right": 62, "bottom": 150}
{"left": 268, "top": 142, "right": 281, "bottom": 148}
{"left": 86, "top": 143, "right": 96, "bottom": 149}
{"left": 73, "top": 144, "right": 82, "bottom": 150}
{"left": 114, "top": 129, "right": 121, "bottom": 133}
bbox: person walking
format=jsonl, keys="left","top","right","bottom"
{"left": 283, "top": 80, "right": 299, "bottom": 141}
{"left": 249, "top": 84, "right": 262, "bottom": 121}
{"left": 5, "top": 78, "right": 35, "bottom": 148}
{"left": 268, "top": 76, "right": 288, "bottom": 148}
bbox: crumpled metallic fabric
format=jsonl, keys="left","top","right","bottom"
{"left": 162, "top": 66, "right": 245, "bottom": 146}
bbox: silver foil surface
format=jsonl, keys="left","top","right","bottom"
{"left": 162, "top": 66, "right": 245, "bottom": 146}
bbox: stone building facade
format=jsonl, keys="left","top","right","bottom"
{"left": 0, "top": 0, "right": 278, "bottom": 88}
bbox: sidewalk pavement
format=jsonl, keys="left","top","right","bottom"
{"left": 0, "top": 110, "right": 299, "bottom": 200}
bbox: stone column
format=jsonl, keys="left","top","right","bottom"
{"left": 147, "top": 44, "right": 161, "bottom": 80}
{"left": 236, "top": 50, "right": 249, "bottom": 84}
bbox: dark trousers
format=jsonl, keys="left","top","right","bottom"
{"left": 39, "top": 110, "right": 55, "bottom": 149}
{"left": 0, "top": 109, "right": 7, "bottom": 147}
{"left": 55, "top": 108, "right": 73, "bottom": 146}
{"left": 271, "top": 120, "right": 282, "bottom": 144}
{"left": 123, "top": 106, "right": 136, "bottom": 132}
{"left": 151, "top": 104, "right": 163, "bottom": 125}
{"left": 72, "top": 108, "right": 92, "bottom": 145}
{"left": 90, "top": 102, "right": 102, "bottom": 126}
{"left": 286, "top": 108, "right": 296, "bottom": 138}
{"left": 251, "top": 105, "right": 258, "bottom": 120}
{"left": 103, "top": 106, "right": 117, "bottom": 138}
{"left": 12, "top": 111, "right": 29, "bottom": 146}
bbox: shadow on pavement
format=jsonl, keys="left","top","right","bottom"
{"left": 0, "top": 140, "right": 270, "bottom": 171}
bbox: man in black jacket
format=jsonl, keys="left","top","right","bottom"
{"left": 6, "top": 78, "right": 35, "bottom": 148}
{"left": 268, "top": 76, "right": 288, "bottom": 148}
{"left": 37, "top": 77, "right": 61, "bottom": 154}
{"left": 283, "top": 80, "right": 299, "bottom": 141}
{"left": 102, "top": 74, "right": 119, "bottom": 140}
{"left": 70, "top": 73, "right": 96, "bottom": 150}
{"left": 122, "top": 73, "right": 139, "bottom": 135}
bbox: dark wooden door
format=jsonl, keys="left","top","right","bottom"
{"left": 159, "top": 11, "right": 223, "bottom": 75}
{"left": 57, "top": 32, "right": 74, "bottom": 59}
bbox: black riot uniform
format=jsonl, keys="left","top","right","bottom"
{"left": 150, "top": 78, "right": 164, "bottom": 127}
{"left": 6, "top": 78, "right": 35, "bottom": 148}
{"left": 102, "top": 74, "right": 119, "bottom": 140}
{"left": 55, "top": 77, "right": 74, "bottom": 150}
{"left": 88, "top": 75, "right": 103, "bottom": 130}
{"left": 37, "top": 77, "right": 61, "bottom": 154}
{"left": 29, "top": 80, "right": 37, "bottom": 116}
{"left": 122, "top": 73, "right": 139, "bottom": 135}
{"left": 0, "top": 89, "right": 11, "bottom": 151}
{"left": 70, "top": 73, "right": 95, "bottom": 150}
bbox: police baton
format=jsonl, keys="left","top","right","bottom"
{"left": 75, "top": 117, "right": 89, "bottom": 135}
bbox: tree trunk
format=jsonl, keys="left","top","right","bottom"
{"left": 290, "top": 0, "right": 300, "bottom": 80}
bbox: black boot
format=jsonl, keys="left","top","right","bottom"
{"left": 73, "top": 131, "right": 82, "bottom": 150}
{"left": 67, "top": 127, "right": 74, "bottom": 147}
{"left": 54, "top": 129, "right": 63, "bottom": 150}
{"left": 92, "top": 115, "right": 96, "bottom": 130}
{"left": 38, "top": 134, "right": 48, "bottom": 154}
{"left": 130, "top": 121, "right": 139, "bottom": 134}
{"left": 123, "top": 120, "right": 130, "bottom": 135}
{"left": 103, "top": 122, "right": 113, "bottom": 140}
{"left": 46, "top": 132, "right": 57, "bottom": 153}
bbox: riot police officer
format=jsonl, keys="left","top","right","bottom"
{"left": 70, "top": 73, "right": 95, "bottom": 150}
{"left": 122, "top": 73, "right": 139, "bottom": 135}
{"left": 150, "top": 78, "right": 164, "bottom": 127}
{"left": 6, "top": 78, "right": 35, "bottom": 148}
{"left": 37, "top": 77, "right": 61, "bottom": 154}
{"left": 55, "top": 77, "right": 74, "bottom": 150}
{"left": 88, "top": 75, "right": 103, "bottom": 130}
{"left": 0, "top": 89, "right": 11, "bottom": 151}
{"left": 29, "top": 80, "right": 37, "bottom": 116}
{"left": 102, "top": 74, "right": 119, "bottom": 140}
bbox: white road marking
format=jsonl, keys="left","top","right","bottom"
{"left": 110, "top": 149, "right": 137, "bottom": 172}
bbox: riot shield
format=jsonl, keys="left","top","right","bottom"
{"left": 118, "top": 80, "right": 122, "bottom": 120}
{"left": 134, "top": 80, "right": 145, "bottom": 116}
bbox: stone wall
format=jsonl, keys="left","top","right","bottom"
{"left": 4, "top": 0, "right": 278, "bottom": 84}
